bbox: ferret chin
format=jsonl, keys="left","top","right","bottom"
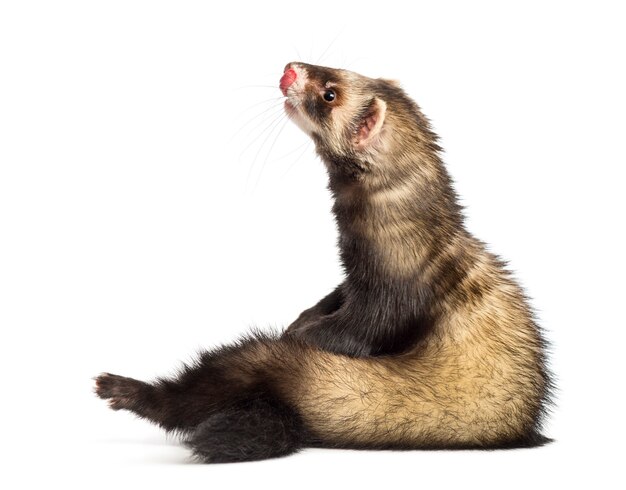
{"left": 95, "top": 62, "right": 553, "bottom": 463}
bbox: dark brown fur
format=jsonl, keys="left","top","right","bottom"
{"left": 95, "top": 62, "right": 552, "bottom": 462}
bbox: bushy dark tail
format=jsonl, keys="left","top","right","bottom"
{"left": 183, "top": 392, "right": 307, "bottom": 463}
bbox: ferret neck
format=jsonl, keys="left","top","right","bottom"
{"left": 329, "top": 158, "right": 464, "bottom": 280}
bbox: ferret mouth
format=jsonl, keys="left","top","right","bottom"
{"left": 284, "top": 98, "right": 315, "bottom": 136}
{"left": 284, "top": 99, "right": 304, "bottom": 121}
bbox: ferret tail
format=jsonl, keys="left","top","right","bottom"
{"left": 178, "top": 330, "right": 315, "bottom": 463}
{"left": 183, "top": 393, "right": 307, "bottom": 463}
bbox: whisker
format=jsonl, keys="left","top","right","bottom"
{"left": 281, "top": 140, "right": 313, "bottom": 179}
{"left": 272, "top": 140, "right": 310, "bottom": 163}
{"left": 343, "top": 56, "right": 365, "bottom": 71}
{"left": 234, "top": 96, "right": 285, "bottom": 121}
{"left": 248, "top": 111, "right": 291, "bottom": 191}
{"left": 252, "top": 114, "right": 292, "bottom": 191}
{"left": 242, "top": 108, "right": 290, "bottom": 189}
{"left": 316, "top": 30, "right": 344, "bottom": 65}
{"left": 238, "top": 107, "right": 286, "bottom": 154}
{"left": 232, "top": 100, "right": 285, "bottom": 142}
{"left": 233, "top": 85, "right": 281, "bottom": 90}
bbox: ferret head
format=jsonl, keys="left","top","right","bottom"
{"left": 280, "top": 62, "right": 437, "bottom": 185}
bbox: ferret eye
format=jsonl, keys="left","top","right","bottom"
{"left": 323, "top": 89, "right": 336, "bottom": 102}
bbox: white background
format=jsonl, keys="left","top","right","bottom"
{"left": 1, "top": 1, "right": 624, "bottom": 488}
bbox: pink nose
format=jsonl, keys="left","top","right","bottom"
{"left": 280, "top": 69, "right": 297, "bottom": 95}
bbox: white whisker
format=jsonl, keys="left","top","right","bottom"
{"left": 249, "top": 111, "right": 291, "bottom": 191}
{"left": 232, "top": 101, "right": 285, "bottom": 143}
{"left": 242, "top": 108, "right": 290, "bottom": 190}
{"left": 281, "top": 140, "right": 313, "bottom": 179}
{"left": 316, "top": 30, "right": 344, "bottom": 66}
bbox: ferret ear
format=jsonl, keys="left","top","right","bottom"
{"left": 354, "top": 97, "right": 387, "bottom": 151}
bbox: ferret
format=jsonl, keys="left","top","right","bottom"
{"left": 95, "top": 62, "right": 552, "bottom": 463}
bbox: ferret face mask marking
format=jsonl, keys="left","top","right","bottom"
{"left": 282, "top": 62, "right": 390, "bottom": 179}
